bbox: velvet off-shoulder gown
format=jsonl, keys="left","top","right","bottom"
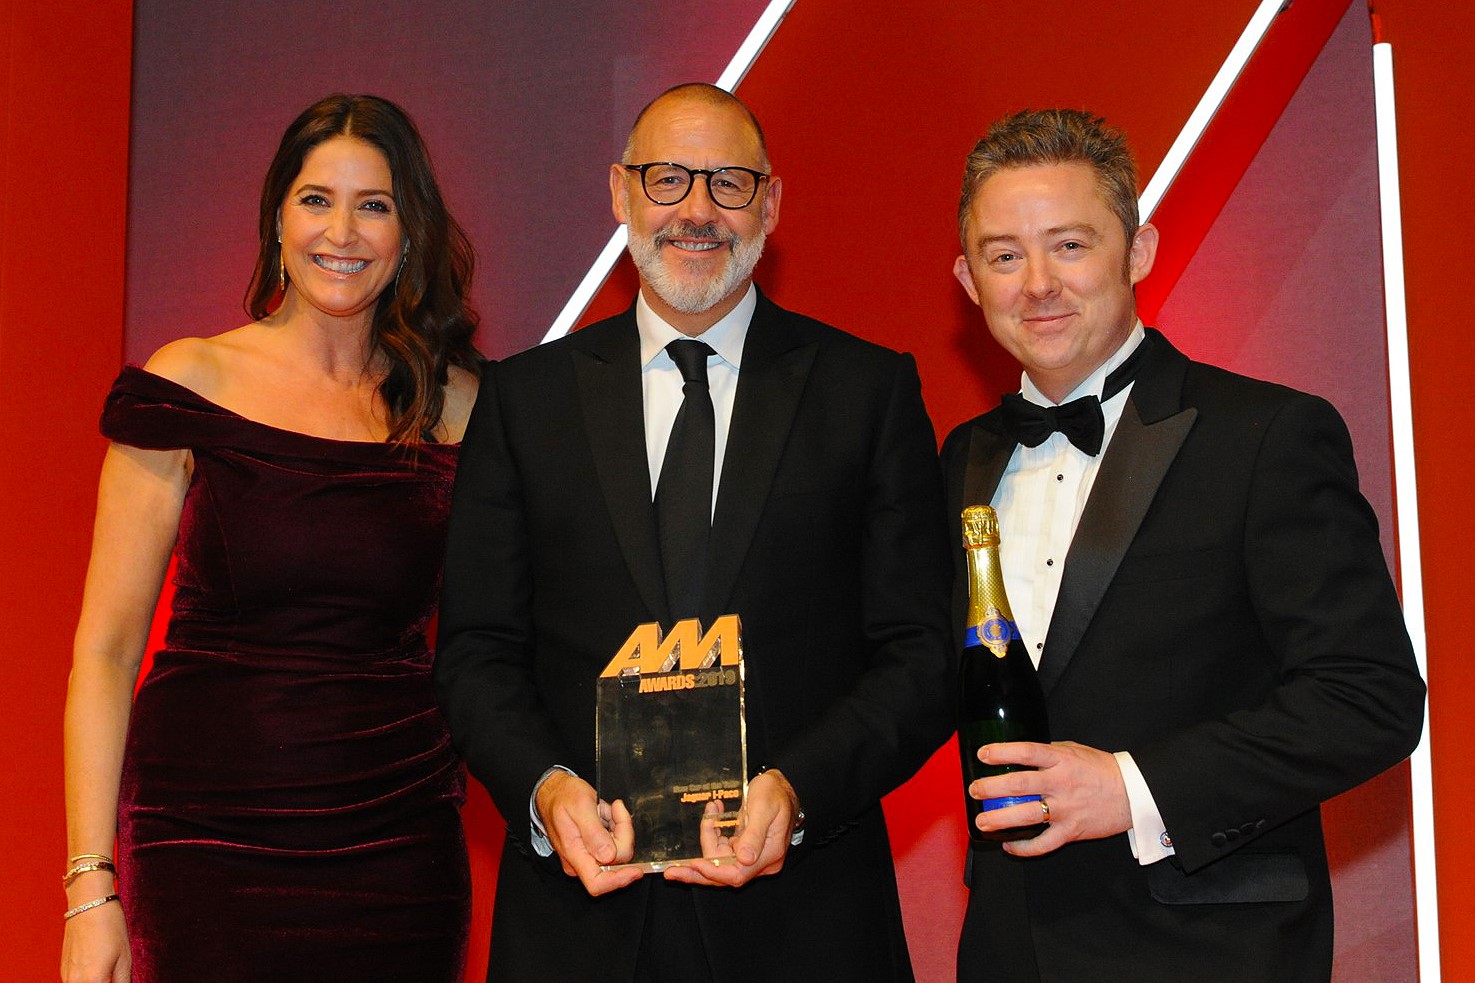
{"left": 101, "top": 366, "right": 470, "bottom": 982}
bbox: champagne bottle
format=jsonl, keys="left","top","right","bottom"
{"left": 958, "top": 505, "right": 1050, "bottom": 843}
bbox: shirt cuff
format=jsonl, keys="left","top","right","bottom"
{"left": 529, "top": 765, "right": 576, "bottom": 858}
{"left": 1114, "top": 751, "right": 1175, "bottom": 866}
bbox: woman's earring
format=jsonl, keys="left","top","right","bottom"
{"left": 277, "top": 235, "right": 287, "bottom": 290}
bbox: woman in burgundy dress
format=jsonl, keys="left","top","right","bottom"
{"left": 61, "top": 94, "right": 482, "bottom": 982}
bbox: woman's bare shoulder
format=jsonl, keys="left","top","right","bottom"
{"left": 142, "top": 327, "right": 259, "bottom": 400}
{"left": 440, "top": 363, "right": 482, "bottom": 442}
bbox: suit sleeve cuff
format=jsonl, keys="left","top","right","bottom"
{"left": 1114, "top": 751, "right": 1175, "bottom": 866}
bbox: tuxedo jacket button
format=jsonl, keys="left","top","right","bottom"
{"left": 1240, "top": 822, "right": 1258, "bottom": 835}
{"left": 1211, "top": 832, "right": 1228, "bottom": 847}
{"left": 1225, "top": 828, "right": 1240, "bottom": 841}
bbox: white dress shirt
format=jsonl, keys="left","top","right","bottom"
{"left": 992, "top": 322, "right": 1174, "bottom": 865}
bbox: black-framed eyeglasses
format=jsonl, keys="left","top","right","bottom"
{"left": 622, "top": 162, "right": 769, "bottom": 209}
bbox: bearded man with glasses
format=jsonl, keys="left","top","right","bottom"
{"left": 436, "top": 82, "right": 954, "bottom": 981}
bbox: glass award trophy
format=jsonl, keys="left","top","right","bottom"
{"left": 595, "top": 615, "right": 747, "bottom": 871}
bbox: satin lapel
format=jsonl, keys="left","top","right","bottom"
{"left": 1037, "top": 397, "right": 1197, "bottom": 694}
{"left": 572, "top": 318, "right": 669, "bottom": 624}
{"left": 961, "top": 414, "right": 1015, "bottom": 510}
{"left": 705, "top": 305, "right": 817, "bottom": 621}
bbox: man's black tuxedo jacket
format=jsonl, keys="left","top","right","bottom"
{"left": 436, "top": 293, "right": 954, "bottom": 981}
{"left": 942, "top": 330, "right": 1424, "bottom": 983}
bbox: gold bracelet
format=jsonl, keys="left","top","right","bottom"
{"left": 63, "top": 894, "right": 120, "bottom": 920}
{"left": 63, "top": 860, "right": 116, "bottom": 886}
{"left": 67, "top": 853, "right": 113, "bottom": 866}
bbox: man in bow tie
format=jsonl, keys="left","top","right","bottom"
{"left": 943, "top": 108, "right": 1425, "bottom": 982}
{"left": 436, "top": 83, "right": 953, "bottom": 981}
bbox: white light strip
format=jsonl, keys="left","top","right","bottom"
{"left": 541, "top": 228, "right": 629, "bottom": 344}
{"left": 1374, "top": 40, "right": 1439, "bottom": 983}
{"left": 1138, "top": 0, "right": 1283, "bottom": 221}
{"left": 716, "top": 0, "right": 796, "bottom": 91}
{"left": 541, "top": 0, "right": 797, "bottom": 344}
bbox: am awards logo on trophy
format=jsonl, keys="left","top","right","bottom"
{"left": 595, "top": 615, "right": 747, "bottom": 871}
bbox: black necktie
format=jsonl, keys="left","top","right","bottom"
{"left": 998, "top": 334, "right": 1152, "bottom": 456}
{"left": 656, "top": 340, "right": 716, "bottom": 621}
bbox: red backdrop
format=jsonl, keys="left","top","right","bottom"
{"left": 4, "top": 1, "right": 1472, "bottom": 979}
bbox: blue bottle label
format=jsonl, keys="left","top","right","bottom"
{"left": 966, "top": 611, "right": 1019, "bottom": 658}
{"left": 982, "top": 794, "right": 1043, "bottom": 812}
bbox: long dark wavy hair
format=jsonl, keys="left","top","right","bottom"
{"left": 245, "top": 94, "right": 482, "bottom": 444}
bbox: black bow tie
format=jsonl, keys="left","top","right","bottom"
{"left": 998, "top": 335, "right": 1152, "bottom": 456}
{"left": 1001, "top": 392, "right": 1105, "bottom": 455}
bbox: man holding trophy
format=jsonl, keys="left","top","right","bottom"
{"left": 436, "top": 83, "right": 953, "bottom": 981}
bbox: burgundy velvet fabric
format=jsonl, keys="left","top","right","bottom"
{"left": 101, "top": 366, "right": 470, "bottom": 982}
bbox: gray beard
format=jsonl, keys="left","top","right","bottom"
{"left": 624, "top": 207, "right": 766, "bottom": 315}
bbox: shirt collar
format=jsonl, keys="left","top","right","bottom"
{"left": 635, "top": 285, "right": 756, "bottom": 369}
{"left": 1020, "top": 320, "right": 1146, "bottom": 406}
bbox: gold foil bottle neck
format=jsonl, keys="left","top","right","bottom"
{"left": 962, "top": 505, "right": 1016, "bottom": 638}
{"left": 961, "top": 505, "right": 1000, "bottom": 550}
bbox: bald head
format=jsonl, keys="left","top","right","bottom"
{"left": 622, "top": 83, "right": 770, "bottom": 171}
